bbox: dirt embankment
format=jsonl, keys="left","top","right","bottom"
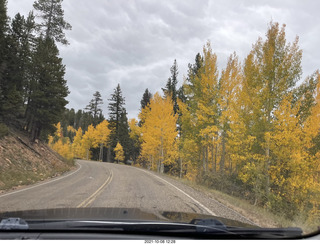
{"left": 0, "top": 127, "right": 75, "bottom": 193}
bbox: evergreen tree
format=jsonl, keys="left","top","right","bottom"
{"left": 118, "top": 108, "right": 132, "bottom": 161}
{"left": 0, "top": 0, "right": 15, "bottom": 121}
{"left": 108, "top": 84, "right": 130, "bottom": 162}
{"left": 162, "top": 59, "right": 179, "bottom": 114}
{"left": 25, "top": 37, "right": 69, "bottom": 141}
{"left": 108, "top": 84, "right": 125, "bottom": 127}
{"left": 33, "top": 0, "right": 72, "bottom": 45}
{"left": 139, "top": 88, "right": 152, "bottom": 127}
{"left": 84, "top": 91, "right": 104, "bottom": 126}
{"left": 5, "top": 12, "right": 36, "bottom": 122}
{"left": 140, "top": 88, "right": 152, "bottom": 110}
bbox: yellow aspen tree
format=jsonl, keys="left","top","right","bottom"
{"left": 49, "top": 123, "right": 74, "bottom": 160}
{"left": 180, "top": 52, "right": 204, "bottom": 178}
{"left": 241, "top": 22, "right": 303, "bottom": 204}
{"left": 139, "top": 102, "right": 158, "bottom": 169}
{"left": 67, "top": 125, "right": 76, "bottom": 134}
{"left": 81, "top": 124, "right": 98, "bottom": 160}
{"left": 269, "top": 94, "right": 312, "bottom": 215}
{"left": 140, "top": 93, "right": 178, "bottom": 173}
{"left": 114, "top": 142, "right": 124, "bottom": 163}
{"left": 302, "top": 72, "right": 320, "bottom": 219}
{"left": 197, "top": 42, "right": 219, "bottom": 173}
{"left": 53, "top": 122, "right": 63, "bottom": 139}
{"left": 178, "top": 93, "right": 200, "bottom": 179}
{"left": 94, "top": 120, "right": 111, "bottom": 161}
{"left": 129, "top": 118, "right": 141, "bottom": 141}
{"left": 218, "top": 52, "right": 242, "bottom": 174}
{"left": 129, "top": 118, "right": 142, "bottom": 147}
{"left": 55, "top": 137, "right": 73, "bottom": 160}
{"left": 72, "top": 127, "right": 86, "bottom": 159}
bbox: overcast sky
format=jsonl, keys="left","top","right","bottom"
{"left": 7, "top": 0, "right": 320, "bottom": 119}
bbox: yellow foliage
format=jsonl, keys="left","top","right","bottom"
{"left": 72, "top": 127, "right": 86, "bottom": 159}
{"left": 81, "top": 124, "right": 98, "bottom": 160}
{"left": 140, "top": 93, "right": 178, "bottom": 172}
{"left": 269, "top": 94, "right": 319, "bottom": 209}
{"left": 49, "top": 124, "right": 73, "bottom": 160}
{"left": 94, "top": 120, "right": 111, "bottom": 147}
{"left": 67, "top": 125, "right": 76, "bottom": 134}
{"left": 114, "top": 142, "right": 125, "bottom": 163}
{"left": 54, "top": 122, "right": 63, "bottom": 138}
{"left": 129, "top": 118, "right": 142, "bottom": 146}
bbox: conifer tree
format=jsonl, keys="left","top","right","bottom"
{"left": 140, "top": 88, "right": 152, "bottom": 110}
{"left": 25, "top": 37, "right": 69, "bottom": 141}
{"left": 108, "top": 84, "right": 130, "bottom": 162}
{"left": 84, "top": 91, "right": 104, "bottom": 126}
{"left": 33, "top": 0, "right": 71, "bottom": 45}
{"left": 162, "top": 60, "right": 179, "bottom": 114}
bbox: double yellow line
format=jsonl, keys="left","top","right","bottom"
{"left": 77, "top": 169, "right": 113, "bottom": 208}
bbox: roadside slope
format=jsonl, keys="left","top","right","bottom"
{"left": 0, "top": 126, "right": 75, "bottom": 193}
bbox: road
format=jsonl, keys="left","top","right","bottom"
{"left": 0, "top": 160, "right": 254, "bottom": 225}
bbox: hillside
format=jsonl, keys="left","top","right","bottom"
{"left": 0, "top": 125, "right": 75, "bottom": 193}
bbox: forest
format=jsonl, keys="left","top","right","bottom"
{"left": 0, "top": 0, "right": 319, "bottom": 224}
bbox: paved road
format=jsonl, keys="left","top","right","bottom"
{"left": 0, "top": 160, "right": 254, "bottom": 225}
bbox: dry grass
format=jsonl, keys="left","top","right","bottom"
{"left": 0, "top": 127, "right": 75, "bottom": 193}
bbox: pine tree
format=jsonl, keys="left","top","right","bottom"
{"left": 0, "top": 0, "right": 16, "bottom": 120}
{"left": 140, "top": 88, "right": 152, "bottom": 110}
{"left": 84, "top": 91, "right": 104, "bottom": 126}
{"left": 118, "top": 108, "right": 131, "bottom": 161}
{"left": 33, "top": 0, "right": 71, "bottom": 45}
{"left": 162, "top": 60, "right": 179, "bottom": 114}
{"left": 5, "top": 12, "right": 37, "bottom": 122}
{"left": 108, "top": 84, "right": 130, "bottom": 162}
{"left": 25, "top": 37, "right": 69, "bottom": 141}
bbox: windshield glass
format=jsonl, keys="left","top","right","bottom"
{"left": 1, "top": 0, "right": 319, "bottom": 239}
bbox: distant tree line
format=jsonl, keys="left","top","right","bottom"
{"left": 56, "top": 84, "right": 148, "bottom": 163}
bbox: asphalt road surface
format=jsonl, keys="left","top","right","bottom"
{"left": 0, "top": 160, "right": 254, "bottom": 225}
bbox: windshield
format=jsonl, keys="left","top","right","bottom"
{"left": 1, "top": 0, "right": 319, "bottom": 239}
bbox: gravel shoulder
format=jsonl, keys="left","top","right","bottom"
{"left": 135, "top": 166, "right": 279, "bottom": 228}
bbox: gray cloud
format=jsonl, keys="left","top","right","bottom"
{"left": 7, "top": 0, "right": 320, "bottom": 119}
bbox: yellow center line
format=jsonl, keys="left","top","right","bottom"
{"left": 77, "top": 169, "right": 113, "bottom": 208}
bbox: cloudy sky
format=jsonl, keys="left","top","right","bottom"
{"left": 7, "top": 0, "right": 320, "bottom": 119}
